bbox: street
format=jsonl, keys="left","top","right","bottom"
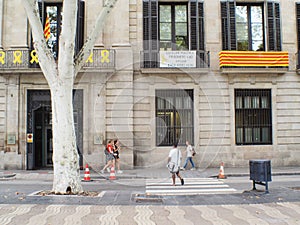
{"left": 0, "top": 171, "right": 300, "bottom": 224}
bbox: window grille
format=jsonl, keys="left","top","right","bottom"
{"left": 156, "top": 89, "right": 194, "bottom": 146}
{"left": 235, "top": 89, "right": 272, "bottom": 145}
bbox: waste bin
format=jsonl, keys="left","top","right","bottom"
{"left": 249, "top": 159, "right": 272, "bottom": 193}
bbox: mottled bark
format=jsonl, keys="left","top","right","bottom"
{"left": 23, "top": 0, "right": 118, "bottom": 194}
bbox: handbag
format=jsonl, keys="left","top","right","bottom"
{"left": 167, "top": 162, "right": 179, "bottom": 173}
{"left": 192, "top": 147, "right": 196, "bottom": 156}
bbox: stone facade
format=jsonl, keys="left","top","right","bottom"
{"left": 0, "top": 0, "right": 300, "bottom": 170}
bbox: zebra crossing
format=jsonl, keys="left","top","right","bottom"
{"left": 145, "top": 177, "right": 237, "bottom": 195}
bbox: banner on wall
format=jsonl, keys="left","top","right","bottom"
{"left": 160, "top": 51, "right": 196, "bottom": 68}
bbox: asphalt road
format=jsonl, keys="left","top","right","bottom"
{"left": 0, "top": 175, "right": 300, "bottom": 206}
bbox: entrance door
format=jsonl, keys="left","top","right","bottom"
{"left": 33, "top": 106, "right": 53, "bottom": 168}
{"left": 27, "top": 90, "right": 83, "bottom": 170}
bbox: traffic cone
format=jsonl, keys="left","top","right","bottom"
{"left": 218, "top": 162, "right": 226, "bottom": 179}
{"left": 109, "top": 164, "right": 116, "bottom": 180}
{"left": 83, "top": 164, "right": 91, "bottom": 181}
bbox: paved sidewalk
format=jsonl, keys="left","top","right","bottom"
{"left": 0, "top": 202, "right": 300, "bottom": 225}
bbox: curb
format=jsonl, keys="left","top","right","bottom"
{"left": 209, "top": 171, "right": 300, "bottom": 178}
{"left": 0, "top": 173, "right": 16, "bottom": 180}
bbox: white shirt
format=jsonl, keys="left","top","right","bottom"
{"left": 186, "top": 144, "right": 193, "bottom": 157}
{"left": 168, "top": 147, "right": 182, "bottom": 166}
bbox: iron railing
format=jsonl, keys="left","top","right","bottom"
{"left": 0, "top": 49, "right": 115, "bottom": 70}
{"left": 235, "top": 89, "right": 272, "bottom": 145}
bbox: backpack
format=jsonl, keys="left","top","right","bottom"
{"left": 104, "top": 146, "right": 109, "bottom": 155}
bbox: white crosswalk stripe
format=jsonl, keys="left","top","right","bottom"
{"left": 145, "top": 178, "right": 237, "bottom": 195}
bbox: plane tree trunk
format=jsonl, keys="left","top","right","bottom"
{"left": 23, "top": 0, "right": 118, "bottom": 194}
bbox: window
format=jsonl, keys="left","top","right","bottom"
{"left": 35, "top": 1, "right": 84, "bottom": 59}
{"left": 236, "top": 4, "right": 264, "bottom": 51}
{"left": 143, "top": 0, "right": 204, "bottom": 68}
{"left": 221, "top": 1, "right": 281, "bottom": 51}
{"left": 235, "top": 89, "right": 272, "bottom": 145}
{"left": 44, "top": 3, "right": 63, "bottom": 59}
{"left": 156, "top": 89, "right": 194, "bottom": 146}
{"left": 159, "top": 3, "right": 188, "bottom": 50}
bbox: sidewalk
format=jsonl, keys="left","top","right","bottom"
{"left": 1, "top": 166, "right": 299, "bottom": 180}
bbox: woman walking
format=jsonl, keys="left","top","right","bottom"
{"left": 183, "top": 141, "right": 196, "bottom": 170}
{"left": 101, "top": 140, "right": 115, "bottom": 173}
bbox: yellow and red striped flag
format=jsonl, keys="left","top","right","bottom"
{"left": 44, "top": 16, "right": 50, "bottom": 41}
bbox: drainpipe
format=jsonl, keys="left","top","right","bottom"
{"left": 0, "top": 0, "right": 3, "bottom": 48}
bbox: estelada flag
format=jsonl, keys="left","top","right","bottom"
{"left": 44, "top": 16, "right": 50, "bottom": 41}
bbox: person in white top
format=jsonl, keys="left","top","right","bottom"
{"left": 183, "top": 141, "right": 196, "bottom": 170}
{"left": 168, "top": 143, "right": 184, "bottom": 186}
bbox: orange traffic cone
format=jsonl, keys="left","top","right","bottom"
{"left": 83, "top": 164, "right": 91, "bottom": 181}
{"left": 109, "top": 164, "right": 116, "bottom": 180}
{"left": 218, "top": 162, "right": 226, "bottom": 179}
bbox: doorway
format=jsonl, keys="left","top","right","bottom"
{"left": 33, "top": 106, "right": 53, "bottom": 168}
{"left": 27, "top": 90, "right": 83, "bottom": 170}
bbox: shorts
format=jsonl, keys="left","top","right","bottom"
{"left": 114, "top": 151, "right": 120, "bottom": 159}
{"left": 170, "top": 170, "right": 179, "bottom": 175}
{"left": 106, "top": 153, "right": 114, "bottom": 161}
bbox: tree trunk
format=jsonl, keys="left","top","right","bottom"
{"left": 51, "top": 82, "right": 83, "bottom": 194}
{"left": 23, "top": 0, "right": 118, "bottom": 194}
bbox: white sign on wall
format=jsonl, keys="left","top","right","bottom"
{"left": 159, "top": 51, "right": 196, "bottom": 68}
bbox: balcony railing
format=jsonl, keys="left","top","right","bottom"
{"left": 219, "top": 51, "right": 289, "bottom": 68}
{"left": 0, "top": 49, "right": 115, "bottom": 70}
{"left": 140, "top": 50, "right": 210, "bottom": 69}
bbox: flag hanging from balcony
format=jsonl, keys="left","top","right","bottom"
{"left": 219, "top": 51, "right": 289, "bottom": 67}
{"left": 44, "top": 16, "right": 50, "bottom": 41}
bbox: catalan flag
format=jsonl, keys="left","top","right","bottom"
{"left": 219, "top": 51, "right": 289, "bottom": 67}
{"left": 44, "top": 16, "right": 50, "bottom": 41}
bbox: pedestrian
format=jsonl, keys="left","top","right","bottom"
{"left": 167, "top": 143, "right": 184, "bottom": 186}
{"left": 183, "top": 141, "right": 196, "bottom": 170}
{"left": 113, "top": 139, "right": 123, "bottom": 173}
{"left": 101, "top": 139, "right": 115, "bottom": 173}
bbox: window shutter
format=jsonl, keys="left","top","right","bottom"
{"left": 30, "top": 1, "right": 45, "bottom": 68}
{"left": 38, "top": 1, "right": 44, "bottom": 25}
{"left": 190, "top": 0, "right": 205, "bottom": 67}
{"left": 267, "top": 2, "right": 281, "bottom": 51}
{"left": 198, "top": 2, "right": 204, "bottom": 51}
{"left": 190, "top": 0, "right": 197, "bottom": 50}
{"left": 297, "top": 3, "right": 300, "bottom": 51}
{"left": 190, "top": 0, "right": 204, "bottom": 51}
{"left": 221, "top": 1, "right": 236, "bottom": 50}
{"left": 143, "top": 0, "right": 158, "bottom": 68}
{"left": 75, "top": 0, "right": 85, "bottom": 54}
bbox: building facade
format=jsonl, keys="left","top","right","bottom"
{"left": 0, "top": 0, "right": 300, "bottom": 170}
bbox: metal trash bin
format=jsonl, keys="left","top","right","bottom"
{"left": 249, "top": 159, "right": 272, "bottom": 193}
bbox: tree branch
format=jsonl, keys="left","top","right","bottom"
{"left": 58, "top": 0, "right": 77, "bottom": 80}
{"left": 22, "top": 0, "right": 57, "bottom": 85}
{"left": 74, "top": 0, "right": 118, "bottom": 76}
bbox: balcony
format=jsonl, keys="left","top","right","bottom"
{"left": 219, "top": 51, "right": 289, "bottom": 74}
{"left": 140, "top": 50, "right": 210, "bottom": 73}
{"left": 0, "top": 48, "right": 115, "bottom": 73}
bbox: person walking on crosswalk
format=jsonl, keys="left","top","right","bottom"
{"left": 167, "top": 143, "right": 184, "bottom": 186}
